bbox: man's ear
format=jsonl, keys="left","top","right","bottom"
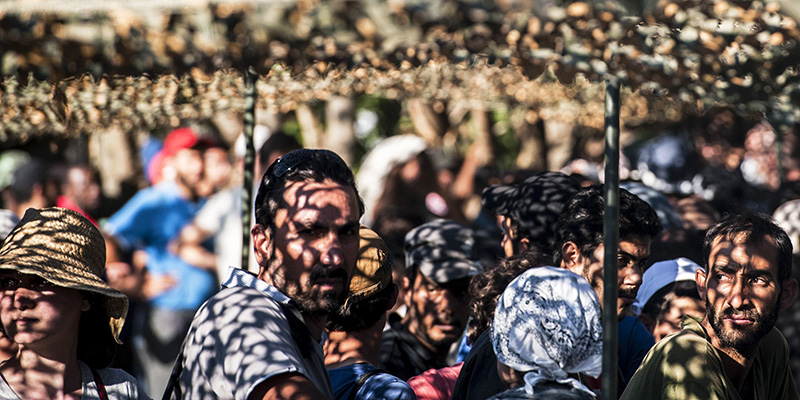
{"left": 387, "top": 282, "right": 400, "bottom": 311}
{"left": 251, "top": 224, "right": 273, "bottom": 268}
{"left": 695, "top": 268, "right": 708, "bottom": 301}
{"left": 402, "top": 274, "right": 414, "bottom": 305}
{"left": 518, "top": 237, "right": 530, "bottom": 254}
{"left": 780, "top": 278, "right": 798, "bottom": 310}
{"left": 560, "top": 241, "right": 582, "bottom": 272}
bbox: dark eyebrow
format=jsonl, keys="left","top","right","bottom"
{"left": 712, "top": 264, "right": 739, "bottom": 274}
{"left": 618, "top": 250, "right": 647, "bottom": 263}
{"left": 742, "top": 269, "right": 773, "bottom": 281}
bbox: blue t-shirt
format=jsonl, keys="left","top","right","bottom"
{"left": 618, "top": 316, "right": 655, "bottom": 384}
{"left": 106, "top": 181, "right": 216, "bottom": 310}
{"left": 328, "top": 362, "right": 417, "bottom": 400}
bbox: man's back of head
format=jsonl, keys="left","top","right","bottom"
{"left": 326, "top": 226, "right": 396, "bottom": 334}
{"left": 482, "top": 171, "right": 580, "bottom": 255}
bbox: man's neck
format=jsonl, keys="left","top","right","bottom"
{"left": 323, "top": 328, "right": 383, "bottom": 368}
{"left": 701, "top": 319, "right": 757, "bottom": 394}
{"left": 303, "top": 314, "right": 327, "bottom": 341}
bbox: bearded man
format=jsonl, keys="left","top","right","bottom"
{"left": 621, "top": 212, "right": 799, "bottom": 400}
{"left": 165, "top": 149, "right": 363, "bottom": 400}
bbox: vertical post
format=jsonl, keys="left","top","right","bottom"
{"left": 241, "top": 68, "right": 257, "bottom": 270}
{"left": 602, "top": 76, "right": 620, "bottom": 400}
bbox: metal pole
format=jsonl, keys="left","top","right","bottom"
{"left": 602, "top": 76, "right": 620, "bottom": 400}
{"left": 241, "top": 68, "right": 257, "bottom": 270}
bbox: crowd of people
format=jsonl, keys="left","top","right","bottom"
{"left": 0, "top": 108, "right": 800, "bottom": 400}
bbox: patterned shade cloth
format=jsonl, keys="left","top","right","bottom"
{"left": 492, "top": 267, "right": 602, "bottom": 397}
{"left": 0, "top": 207, "right": 128, "bottom": 343}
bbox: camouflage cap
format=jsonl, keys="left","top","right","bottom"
{"left": 404, "top": 219, "right": 483, "bottom": 284}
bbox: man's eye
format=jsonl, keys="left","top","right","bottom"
{"left": 751, "top": 277, "right": 769, "bottom": 286}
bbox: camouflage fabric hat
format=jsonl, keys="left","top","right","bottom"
{"left": 343, "top": 226, "right": 393, "bottom": 308}
{"left": 482, "top": 171, "right": 580, "bottom": 247}
{"left": 0, "top": 207, "right": 128, "bottom": 343}
{"left": 404, "top": 219, "right": 483, "bottom": 284}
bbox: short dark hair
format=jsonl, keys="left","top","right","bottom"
{"left": 325, "top": 280, "right": 395, "bottom": 332}
{"left": 702, "top": 212, "right": 793, "bottom": 282}
{"left": 552, "top": 185, "right": 663, "bottom": 266}
{"left": 254, "top": 149, "right": 364, "bottom": 229}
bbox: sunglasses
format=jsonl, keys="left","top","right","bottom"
{"left": 272, "top": 149, "right": 338, "bottom": 178}
{"left": 0, "top": 274, "right": 57, "bottom": 292}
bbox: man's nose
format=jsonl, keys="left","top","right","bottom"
{"left": 11, "top": 288, "right": 38, "bottom": 310}
{"left": 726, "top": 278, "right": 749, "bottom": 309}
{"left": 319, "top": 233, "right": 343, "bottom": 266}
{"left": 622, "top": 264, "right": 643, "bottom": 289}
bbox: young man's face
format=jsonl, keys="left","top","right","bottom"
{"left": 254, "top": 179, "right": 360, "bottom": 316}
{"left": 563, "top": 235, "right": 651, "bottom": 320}
{"left": 171, "top": 148, "right": 205, "bottom": 190}
{"left": 403, "top": 271, "right": 470, "bottom": 355}
{"left": 697, "top": 234, "right": 792, "bottom": 353}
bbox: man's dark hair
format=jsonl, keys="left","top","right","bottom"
{"left": 254, "top": 149, "right": 364, "bottom": 230}
{"left": 325, "top": 280, "right": 395, "bottom": 332}
{"left": 552, "top": 185, "right": 663, "bottom": 266}
{"left": 466, "top": 250, "right": 551, "bottom": 343}
{"left": 77, "top": 294, "right": 117, "bottom": 369}
{"left": 702, "top": 212, "right": 793, "bottom": 282}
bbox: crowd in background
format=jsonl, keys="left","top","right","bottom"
{"left": 1, "top": 105, "right": 800, "bottom": 399}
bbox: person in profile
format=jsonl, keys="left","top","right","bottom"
{"left": 324, "top": 226, "right": 416, "bottom": 399}
{"left": 0, "top": 207, "right": 148, "bottom": 399}
{"left": 488, "top": 266, "right": 602, "bottom": 399}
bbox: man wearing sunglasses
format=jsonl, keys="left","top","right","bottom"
{"left": 166, "top": 149, "right": 363, "bottom": 400}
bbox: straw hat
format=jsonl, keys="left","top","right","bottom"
{"left": 0, "top": 207, "right": 128, "bottom": 343}
{"left": 342, "top": 226, "right": 393, "bottom": 309}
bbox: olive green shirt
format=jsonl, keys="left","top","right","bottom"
{"left": 621, "top": 316, "right": 799, "bottom": 400}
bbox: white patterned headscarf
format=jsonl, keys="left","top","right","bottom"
{"left": 492, "top": 267, "right": 602, "bottom": 397}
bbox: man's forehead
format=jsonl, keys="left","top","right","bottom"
{"left": 709, "top": 233, "right": 779, "bottom": 265}
{"left": 619, "top": 235, "right": 652, "bottom": 258}
{"left": 279, "top": 179, "right": 358, "bottom": 220}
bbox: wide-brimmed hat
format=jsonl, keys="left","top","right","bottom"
{"left": 0, "top": 207, "right": 128, "bottom": 343}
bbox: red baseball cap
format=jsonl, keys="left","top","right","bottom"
{"left": 162, "top": 127, "right": 218, "bottom": 157}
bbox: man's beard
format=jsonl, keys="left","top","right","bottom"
{"left": 269, "top": 256, "right": 349, "bottom": 317}
{"left": 707, "top": 298, "right": 779, "bottom": 354}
